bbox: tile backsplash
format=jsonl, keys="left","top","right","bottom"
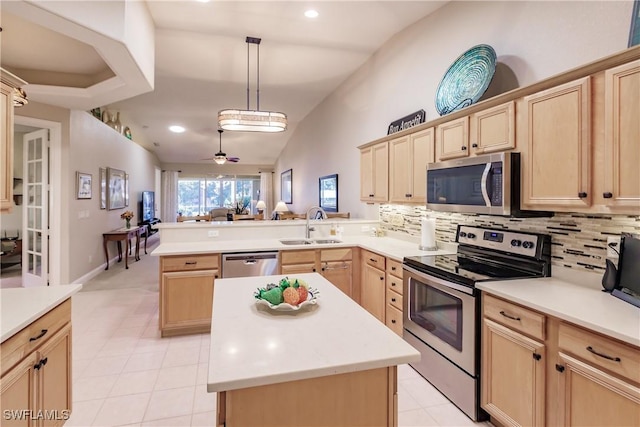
{"left": 379, "top": 205, "right": 639, "bottom": 273}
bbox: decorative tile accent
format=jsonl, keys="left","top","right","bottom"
{"left": 379, "top": 205, "right": 639, "bottom": 273}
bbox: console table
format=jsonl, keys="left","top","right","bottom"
{"left": 102, "top": 226, "right": 145, "bottom": 270}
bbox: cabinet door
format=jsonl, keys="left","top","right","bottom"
{"left": 38, "top": 325, "right": 71, "bottom": 427}
{"left": 557, "top": 352, "right": 640, "bottom": 427}
{"left": 521, "top": 77, "right": 591, "bottom": 210}
{"left": 360, "top": 146, "right": 374, "bottom": 201}
{"left": 0, "top": 351, "right": 38, "bottom": 427}
{"left": 470, "top": 101, "right": 515, "bottom": 154}
{"left": 482, "top": 318, "right": 545, "bottom": 427}
{"left": 1, "top": 82, "right": 14, "bottom": 212}
{"left": 371, "top": 142, "right": 389, "bottom": 202}
{"left": 389, "top": 135, "right": 411, "bottom": 203}
{"left": 436, "top": 116, "right": 469, "bottom": 161}
{"left": 361, "top": 264, "right": 385, "bottom": 322}
{"left": 160, "top": 270, "right": 216, "bottom": 333}
{"left": 603, "top": 60, "right": 640, "bottom": 211}
{"left": 409, "top": 128, "right": 434, "bottom": 203}
{"left": 321, "top": 261, "right": 352, "bottom": 298}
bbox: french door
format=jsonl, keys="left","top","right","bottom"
{"left": 22, "top": 129, "right": 49, "bottom": 287}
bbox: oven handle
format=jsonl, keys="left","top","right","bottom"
{"left": 480, "top": 162, "right": 491, "bottom": 207}
{"left": 403, "top": 265, "right": 475, "bottom": 296}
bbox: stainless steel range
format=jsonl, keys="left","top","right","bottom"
{"left": 403, "top": 225, "right": 551, "bottom": 421}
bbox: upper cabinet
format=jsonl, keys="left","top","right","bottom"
{"left": 602, "top": 60, "right": 640, "bottom": 210}
{"left": 435, "top": 101, "right": 515, "bottom": 161}
{"left": 521, "top": 77, "right": 592, "bottom": 210}
{"left": 1, "top": 69, "right": 26, "bottom": 213}
{"left": 360, "top": 142, "right": 389, "bottom": 203}
{"left": 389, "top": 128, "right": 434, "bottom": 203}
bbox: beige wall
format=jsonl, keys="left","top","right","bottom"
{"left": 276, "top": 0, "right": 633, "bottom": 218}
{"left": 14, "top": 103, "right": 160, "bottom": 283}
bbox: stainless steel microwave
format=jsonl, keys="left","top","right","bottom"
{"left": 426, "top": 152, "right": 552, "bottom": 217}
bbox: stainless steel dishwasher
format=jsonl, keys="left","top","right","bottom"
{"left": 221, "top": 251, "right": 279, "bottom": 278}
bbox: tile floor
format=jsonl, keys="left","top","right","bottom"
{"left": 66, "top": 285, "right": 492, "bottom": 426}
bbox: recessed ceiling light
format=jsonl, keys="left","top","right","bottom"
{"left": 196, "top": 0, "right": 210, "bottom": 3}
{"left": 304, "top": 9, "right": 319, "bottom": 18}
{"left": 169, "top": 125, "right": 185, "bottom": 133}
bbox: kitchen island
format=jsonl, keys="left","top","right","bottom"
{"left": 207, "top": 272, "right": 420, "bottom": 427}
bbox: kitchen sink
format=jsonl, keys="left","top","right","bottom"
{"left": 279, "top": 239, "right": 312, "bottom": 245}
{"left": 312, "top": 239, "right": 343, "bottom": 244}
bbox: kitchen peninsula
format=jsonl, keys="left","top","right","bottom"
{"left": 207, "top": 272, "right": 420, "bottom": 427}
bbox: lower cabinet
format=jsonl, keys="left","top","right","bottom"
{"left": 0, "top": 301, "right": 72, "bottom": 427}
{"left": 385, "top": 258, "right": 404, "bottom": 336}
{"left": 159, "top": 254, "right": 219, "bottom": 337}
{"left": 481, "top": 293, "right": 640, "bottom": 427}
{"left": 361, "top": 250, "right": 386, "bottom": 323}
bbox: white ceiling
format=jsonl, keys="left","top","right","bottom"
{"left": 1, "top": 0, "right": 447, "bottom": 165}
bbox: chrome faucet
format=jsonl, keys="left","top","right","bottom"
{"left": 305, "top": 206, "right": 327, "bottom": 239}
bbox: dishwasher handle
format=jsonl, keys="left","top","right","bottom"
{"left": 243, "top": 259, "right": 258, "bottom": 265}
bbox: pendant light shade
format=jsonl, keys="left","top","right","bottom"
{"left": 218, "top": 36, "right": 287, "bottom": 133}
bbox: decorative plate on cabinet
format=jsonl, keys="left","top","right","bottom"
{"left": 435, "top": 44, "right": 497, "bottom": 116}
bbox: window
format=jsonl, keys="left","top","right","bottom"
{"left": 177, "top": 175, "right": 260, "bottom": 216}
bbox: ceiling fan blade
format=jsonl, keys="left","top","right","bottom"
{"left": 227, "top": 157, "right": 240, "bottom": 163}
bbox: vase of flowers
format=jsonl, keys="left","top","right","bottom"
{"left": 121, "top": 210, "right": 134, "bottom": 228}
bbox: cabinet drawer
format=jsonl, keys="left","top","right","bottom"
{"left": 320, "top": 248, "right": 352, "bottom": 262}
{"left": 386, "top": 288, "right": 403, "bottom": 311}
{"left": 1, "top": 299, "right": 71, "bottom": 376}
{"left": 386, "top": 304, "right": 403, "bottom": 336}
{"left": 558, "top": 322, "right": 640, "bottom": 384}
{"left": 363, "top": 250, "right": 385, "bottom": 270}
{"left": 483, "top": 294, "right": 545, "bottom": 341}
{"left": 281, "top": 263, "right": 316, "bottom": 274}
{"left": 161, "top": 254, "right": 219, "bottom": 272}
{"left": 386, "top": 273, "right": 403, "bottom": 295}
{"left": 386, "top": 258, "right": 403, "bottom": 278}
{"left": 281, "top": 250, "right": 316, "bottom": 265}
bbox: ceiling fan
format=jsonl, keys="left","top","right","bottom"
{"left": 204, "top": 129, "right": 240, "bottom": 165}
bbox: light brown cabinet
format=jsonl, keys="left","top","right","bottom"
{"left": 385, "top": 258, "right": 404, "bottom": 336}
{"left": 0, "top": 300, "right": 72, "bottom": 427}
{"left": 281, "top": 248, "right": 354, "bottom": 299}
{"left": 1, "top": 69, "right": 27, "bottom": 213}
{"left": 482, "top": 293, "right": 640, "bottom": 427}
{"left": 435, "top": 101, "right": 515, "bottom": 162}
{"left": 361, "top": 250, "right": 386, "bottom": 323}
{"left": 521, "top": 77, "right": 592, "bottom": 210}
{"left": 389, "top": 128, "right": 435, "bottom": 203}
{"left": 359, "top": 142, "right": 388, "bottom": 202}
{"left": 601, "top": 59, "right": 640, "bottom": 210}
{"left": 159, "top": 254, "right": 219, "bottom": 337}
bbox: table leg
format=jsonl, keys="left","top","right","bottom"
{"left": 117, "top": 241, "right": 123, "bottom": 262}
{"left": 144, "top": 230, "right": 148, "bottom": 254}
{"left": 124, "top": 238, "right": 129, "bottom": 269}
{"left": 103, "top": 237, "right": 110, "bottom": 270}
{"left": 135, "top": 231, "right": 141, "bottom": 261}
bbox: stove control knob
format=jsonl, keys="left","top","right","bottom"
{"left": 511, "top": 239, "right": 522, "bottom": 247}
{"left": 467, "top": 233, "right": 476, "bottom": 239}
{"left": 459, "top": 232, "right": 467, "bottom": 238}
{"left": 522, "top": 241, "right": 535, "bottom": 249}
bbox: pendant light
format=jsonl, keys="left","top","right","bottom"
{"left": 218, "top": 36, "right": 287, "bottom": 133}
{"left": 214, "top": 129, "right": 227, "bottom": 165}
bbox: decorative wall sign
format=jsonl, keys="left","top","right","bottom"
{"left": 76, "top": 172, "right": 92, "bottom": 199}
{"left": 281, "top": 169, "right": 292, "bottom": 204}
{"left": 387, "top": 110, "right": 426, "bottom": 135}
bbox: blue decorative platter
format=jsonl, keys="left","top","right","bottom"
{"left": 435, "top": 44, "right": 497, "bottom": 116}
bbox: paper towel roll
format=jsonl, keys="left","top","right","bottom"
{"left": 420, "top": 217, "right": 437, "bottom": 251}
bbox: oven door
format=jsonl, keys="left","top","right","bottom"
{"left": 403, "top": 265, "right": 477, "bottom": 376}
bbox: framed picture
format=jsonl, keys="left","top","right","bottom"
{"left": 319, "top": 174, "right": 338, "bottom": 212}
{"left": 99, "top": 167, "right": 106, "bottom": 209}
{"left": 76, "top": 172, "right": 92, "bottom": 199}
{"left": 107, "top": 167, "right": 126, "bottom": 210}
{"left": 281, "top": 168, "right": 292, "bottom": 204}
{"left": 630, "top": 0, "right": 640, "bottom": 47}
{"left": 124, "top": 173, "right": 130, "bottom": 207}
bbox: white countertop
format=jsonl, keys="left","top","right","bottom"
{"left": 207, "top": 273, "right": 420, "bottom": 392}
{"left": 1, "top": 284, "right": 83, "bottom": 343}
{"left": 152, "top": 235, "right": 455, "bottom": 261}
{"left": 477, "top": 278, "right": 640, "bottom": 347}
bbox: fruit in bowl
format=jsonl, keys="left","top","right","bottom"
{"left": 254, "top": 277, "right": 318, "bottom": 310}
